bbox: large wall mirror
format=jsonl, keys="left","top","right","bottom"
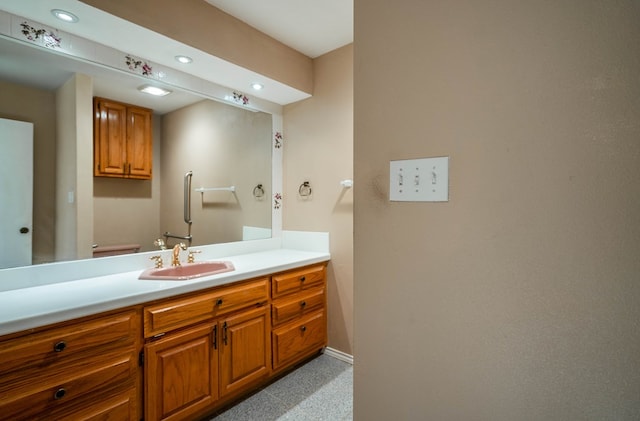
{"left": 0, "top": 24, "right": 280, "bottom": 269}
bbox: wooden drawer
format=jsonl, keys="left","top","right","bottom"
{"left": 57, "top": 386, "right": 138, "bottom": 421}
{"left": 271, "top": 264, "right": 326, "bottom": 299}
{"left": 271, "top": 287, "right": 325, "bottom": 327}
{"left": 144, "top": 277, "right": 269, "bottom": 338}
{"left": 272, "top": 310, "right": 326, "bottom": 370}
{"left": 0, "top": 309, "right": 139, "bottom": 382}
{"left": 0, "top": 349, "right": 137, "bottom": 421}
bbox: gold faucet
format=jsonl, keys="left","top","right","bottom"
{"left": 171, "top": 243, "right": 187, "bottom": 267}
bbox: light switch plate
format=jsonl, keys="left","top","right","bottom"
{"left": 389, "top": 156, "right": 449, "bottom": 202}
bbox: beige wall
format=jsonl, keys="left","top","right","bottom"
{"left": 354, "top": 1, "right": 640, "bottom": 419}
{"left": 161, "top": 100, "right": 272, "bottom": 246}
{"left": 80, "top": 0, "right": 313, "bottom": 94}
{"left": 284, "top": 44, "right": 354, "bottom": 355}
{"left": 55, "top": 73, "right": 93, "bottom": 261}
{"left": 0, "top": 80, "right": 56, "bottom": 264}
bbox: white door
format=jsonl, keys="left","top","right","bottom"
{"left": 0, "top": 118, "right": 33, "bottom": 268}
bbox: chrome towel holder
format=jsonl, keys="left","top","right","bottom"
{"left": 253, "top": 184, "right": 265, "bottom": 198}
{"left": 298, "top": 181, "right": 312, "bottom": 197}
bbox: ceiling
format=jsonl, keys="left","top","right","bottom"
{"left": 203, "top": 0, "right": 353, "bottom": 59}
{"left": 0, "top": 0, "right": 353, "bottom": 109}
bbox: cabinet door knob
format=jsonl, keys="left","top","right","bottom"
{"left": 54, "top": 388, "right": 66, "bottom": 400}
{"left": 300, "top": 276, "right": 306, "bottom": 282}
{"left": 300, "top": 326, "right": 307, "bottom": 332}
{"left": 216, "top": 298, "right": 223, "bottom": 306}
{"left": 53, "top": 341, "right": 67, "bottom": 352}
{"left": 300, "top": 301, "right": 307, "bottom": 308}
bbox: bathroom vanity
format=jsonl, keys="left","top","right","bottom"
{"left": 0, "top": 234, "right": 329, "bottom": 421}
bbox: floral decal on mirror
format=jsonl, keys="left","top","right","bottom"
{"left": 20, "top": 22, "right": 61, "bottom": 48}
{"left": 274, "top": 193, "right": 282, "bottom": 209}
{"left": 274, "top": 132, "right": 283, "bottom": 149}
{"left": 125, "top": 55, "right": 153, "bottom": 76}
{"left": 233, "top": 91, "right": 250, "bottom": 105}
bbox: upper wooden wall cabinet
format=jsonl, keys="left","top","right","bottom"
{"left": 94, "top": 97, "right": 153, "bottom": 180}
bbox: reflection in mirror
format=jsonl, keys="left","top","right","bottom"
{"left": 0, "top": 35, "right": 273, "bottom": 269}
{"left": 161, "top": 100, "right": 271, "bottom": 248}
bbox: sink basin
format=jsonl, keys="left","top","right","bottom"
{"left": 139, "top": 261, "right": 235, "bottom": 280}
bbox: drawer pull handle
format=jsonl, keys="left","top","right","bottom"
{"left": 216, "top": 298, "right": 223, "bottom": 306}
{"left": 300, "top": 301, "right": 307, "bottom": 308}
{"left": 54, "top": 388, "right": 66, "bottom": 400}
{"left": 53, "top": 341, "right": 67, "bottom": 352}
{"left": 300, "top": 276, "right": 306, "bottom": 282}
{"left": 300, "top": 326, "right": 307, "bottom": 332}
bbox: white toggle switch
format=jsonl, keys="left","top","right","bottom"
{"left": 389, "top": 156, "right": 449, "bottom": 202}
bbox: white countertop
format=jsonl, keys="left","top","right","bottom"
{"left": 0, "top": 232, "right": 330, "bottom": 336}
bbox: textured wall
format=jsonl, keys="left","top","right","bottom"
{"left": 284, "top": 45, "right": 354, "bottom": 355}
{"left": 354, "top": 1, "right": 640, "bottom": 419}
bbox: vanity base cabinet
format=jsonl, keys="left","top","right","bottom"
{"left": 0, "top": 308, "right": 141, "bottom": 421}
{"left": 0, "top": 262, "right": 328, "bottom": 421}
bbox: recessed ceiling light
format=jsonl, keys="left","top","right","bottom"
{"left": 51, "top": 9, "right": 79, "bottom": 23}
{"left": 175, "top": 55, "right": 193, "bottom": 64}
{"left": 251, "top": 83, "right": 264, "bottom": 91}
{"left": 138, "top": 84, "right": 172, "bottom": 97}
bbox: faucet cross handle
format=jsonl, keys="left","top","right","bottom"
{"left": 150, "top": 255, "right": 163, "bottom": 268}
{"left": 187, "top": 249, "right": 201, "bottom": 263}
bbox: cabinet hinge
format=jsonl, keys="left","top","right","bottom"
{"left": 138, "top": 350, "right": 144, "bottom": 366}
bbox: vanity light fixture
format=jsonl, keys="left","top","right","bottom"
{"left": 138, "top": 84, "right": 172, "bottom": 96}
{"left": 251, "top": 82, "right": 264, "bottom": 91}
{"left": 51, "top": 9, "right": 79, "bottom": 23}
{"left": 175, "top": 55, "right": 193, "bottom": 64}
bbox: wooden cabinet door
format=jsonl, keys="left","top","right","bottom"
{"left": 145, "top": 323, "right": 219, "bottom": 421}
{"left": 126, "top": 106, "right": 152, "bottom": 179}
{"left": 94, "top": 98, "right": 127, "bottom": 177}
{"left": 219, "top": 306, "right": 270, "bottom": 397}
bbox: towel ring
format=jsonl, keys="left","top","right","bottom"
{"left": 253, "top": 184, "right": 265, "bottom": 198}
{"left": 298, "top": 181, "right": 312, "bottom": 197}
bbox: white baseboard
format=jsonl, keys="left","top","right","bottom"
{"left": 323, "top": 347, "right": 353, "bottom": 365}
